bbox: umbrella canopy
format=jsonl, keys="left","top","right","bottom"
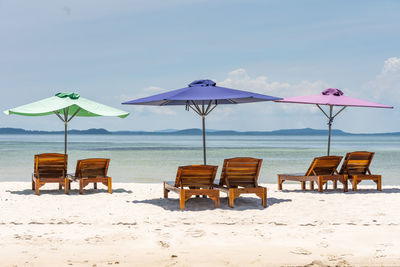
{"left": 4, "top": 92, "right": 130, "bottom": 153}
{"left": 276, "top": 88, "right": 393, "bottom": 155}
{"left": 123, "top": 79, "right": 279, "bottom": 106}
{"left": 123, "top": 79, "right": 282, "bottom": 164}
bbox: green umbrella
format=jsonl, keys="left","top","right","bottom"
{"left": 4, "top": 92, "right": 130, "bottom": 154}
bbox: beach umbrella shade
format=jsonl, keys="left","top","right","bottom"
{"left": 4, "top": 92, "right": 130, "bottom": 154}
{"left": 276, "top": 88, "right": 393, "bottom": 155}
{"left": 122, "top": 79, "right": 282, "bottom": 165}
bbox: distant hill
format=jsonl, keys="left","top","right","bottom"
{"left": 0, "top": 127, "right": 399, "bottom": 136}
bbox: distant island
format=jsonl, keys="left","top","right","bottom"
{"left": 0, "top": 127, "right": 399, "bottom": 136}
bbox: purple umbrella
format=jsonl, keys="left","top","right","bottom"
{"left": 123, "top": 79, "right": 282, "bottom": 164}
{"left": 276, "top": 88, "right": 393, "bottom": 155}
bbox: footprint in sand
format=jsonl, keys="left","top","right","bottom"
{"left": 318, "top": 242, "right": 329, "bottom": 248}
{"left": 290, "top": 248, "right": 312, "bottom": 255}
{"left": 85, "top": 235, "right": 104, "bottom": 243}
{"left": 159, "top": 240, "right": 170, "bottom": 248}
{"left": 185, "top": 228, "right": 205, "bottom": 238}
{"left": 269, "top": 221, "right": 287, "bottom": 226}
{"left": 375, "top": 249, "right": 387, "bottom": 258}
{"left": 327, "top": 254, "right": 343, "bottom": 261}
{"left": 14, "top": 234, "right": 33, "bottom": 240}
{"left": 319, "top": 228, "right": 334, "bottom": 234}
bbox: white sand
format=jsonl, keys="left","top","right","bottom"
{"left": 1, "top": 182, "right": 400, "bottom": 267}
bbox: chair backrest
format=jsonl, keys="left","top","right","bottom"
{"left": 34, "top": 153, "right": 67, "bottom": 178}
{"left": 305, "top": 156, "right": 343, "bottom": 176}
{"left": 219, "top": 157, "right": 263, "bottom": 188}
{"left": 339, "top": 151, "right": 374, "bottom": 175}
{"left": 75, "top": 158, "right": 110, "bottom": 178}
{"left": 174, "top": 165, "right": 218, "bottom": 188}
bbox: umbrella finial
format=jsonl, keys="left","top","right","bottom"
{"left": 188, "top": 80, "right": 216, "bottom": 87}
{"left": 322, "top": 88, "right": 343, "bottom": 96}
{"left": 55, "top": 92, "right": 80, "bottom": 100}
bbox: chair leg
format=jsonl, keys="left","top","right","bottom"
{"left": 179, "top": 189, "right": 185, "bottom": 210}
{"left": 277, "top": 176, "right": 283, "bottom": 190}
{"left": 64, "top": 178, "right": 69, "bottom": 194}
{"left": 94, "top": 183, "right": 97, "bottom": 189}
{"left": 310, "top": 181, "right": 314, "bottom": 190}
{"left": 377, "top": 176, "right": 382, "bottom": 191}
{"left": 301, "top": 181, "right": 306, "bottom": 190}
{"left": 343, "top": 176, "right": 348, "bottom": 192}
{"left": 262, "top": 187, "right": 267, "bottom": 208}
{"left": 211, "top": 192, "right": 220, "bottom": 208}
{"left": 79, "top": 180, "right": 84, "bottom": 194}
{"left": 32, "top": 179, "right": 35, "bottom": 190}
{"left": 163, "top": 183, "right": 169, "bottom": 198}
{"left": 352, "top": 176, "right": 358, "bottom": 191}
{"left": 333, "top": 180, "right": 337, "bottom": 189}
{"left": 317, "top": 177, "right": 323, "bottom": 192}
{"left": 108, "top": 178, "right": 112, "bottom": 194}
{"left": 228, "top": 188, "right": 235, "bottom": 208}
{"left": 59, "top": 184, "right": 62, "bottom": 190}
{"left": 35, "top": 179, "right": 40, "bottom": 195}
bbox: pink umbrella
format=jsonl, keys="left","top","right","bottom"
{"left": 276, "top": 88, "right": 393, "bottom": 155}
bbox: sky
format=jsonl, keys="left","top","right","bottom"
{"left": 0, "top": 0, "right": 399, "bottom": 133}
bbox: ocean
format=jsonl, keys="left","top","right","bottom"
{"left": 0, "top": 134, "right": 399, "bottom": 185}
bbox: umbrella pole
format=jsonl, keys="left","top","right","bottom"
{"left": 202, "top": 115, "right": 206, "bottom": 165}
{"left": 188, "top": 100, "right": 216, "bottom": 165}
{"left": 327, "top": 105, "right": 333, "bottom": 156}
{"left": 64, "top": 108, "right": 69, "bottom": 155}
{"left": 64, "top": 122, "right": 67, "bottom": 155}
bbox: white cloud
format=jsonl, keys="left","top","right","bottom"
{"left": 218, "top": 68, "right": 328, "bottom": 97}
{"left": 364, "top": 57, "right": 400, "bottom": 103}
{"left": 381, "top": 57, "right": 400, "bottom": 74}
{"left": 214, "top": 68, "right": 330, "bottom": 120}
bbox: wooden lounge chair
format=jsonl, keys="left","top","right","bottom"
{"left": 74, "top": 158, "right": 112, "bottom": 194}
{"left": 277, "top": 156, "right": 348, "bottom": 192}
{"left": 216, "top": 157, "right": 267, "bottom": 208}
{"left": 163, "top": 165, "right": 220, "bottom": 210}
{"left": 32, "top": 153, "right": 69, "bottom": 195}
{"left": 339, "top": 151, "right": 381, "bottom": 191}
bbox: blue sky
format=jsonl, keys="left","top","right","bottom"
{"left": 0, "top": 0, "right": 399, "bottom": 132}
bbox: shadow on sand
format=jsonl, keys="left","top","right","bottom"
{"left": 131, "top": 196, "right": 292, "bottom": 211}
{"left": 6, "top": 188, "right": 133, "bottom": 195}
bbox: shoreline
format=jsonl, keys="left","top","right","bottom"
{"left": 1, "top": 182, "right": 400, "bottom": 266}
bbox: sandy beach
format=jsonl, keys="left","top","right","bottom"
{"left": 0, "top": 182, "right": 399, "bottom": 266}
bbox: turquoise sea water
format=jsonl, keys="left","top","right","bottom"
{"left": 0, "top": 134, "right": 399, "bottom": 185}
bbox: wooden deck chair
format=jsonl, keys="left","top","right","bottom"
{"left": 278, "top": 156, "right": 348, "bottom": 192}
{"left": 32, "top": 153, "right": 69, "bottom": 195}
{"left": 216, "top": 157, "right": 267, "bottom": 208}
{"left": 75, "top": 158, "right": 112, "bottom": 194}
{"left": 339, "top": 151, "right": 381, "bottom": 191}
{"left": 163, "top": 165, "right": 219, "bottom": 210}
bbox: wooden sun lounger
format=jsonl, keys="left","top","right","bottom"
{"left": 74, "top": 158, "right": 112, "bottom": 194}
{"left": 32, "top": 153, "right": 69, "bottom": 195}
{"left": 339, "top": 151, "right": 381, "bottom": 191}
{"left": 163, "top": 165, "right": 220, "bottom": 210}
{"left": 215, "top": 157, "right": 267, "bottom": 208}
{"left": 277, "top": 156, "right": 348, "bottom": 192}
